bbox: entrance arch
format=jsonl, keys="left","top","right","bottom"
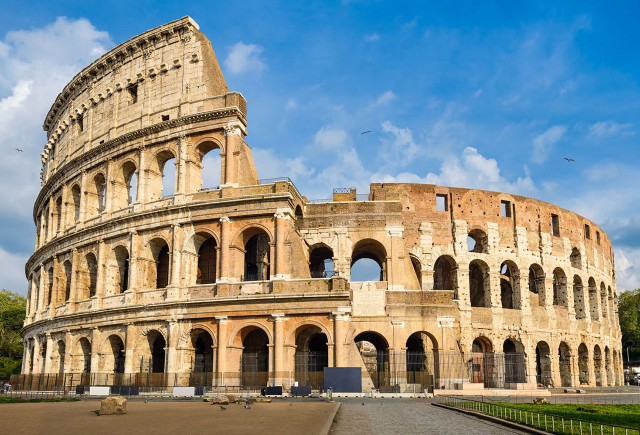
{"left": 293, "top": 325, "right": 329, "bottom": 389}
{"left": 103, "top": 335, "right": 125, "bottom": 374}
{"left": 594, "top": 344, "right": 603, "bottom": 386}
{"left": 354, "top": 331, "right": 390, "bottom": 390}
{"left": 309, "top": 245, "right": 334, "bottom": 278}
{"left": 350, "top": 239, "right": 387, "bottom": 282}
{"left": 578, "top": 343, "right": 589, "bottom": 385}
{"left": 469, "top": 260, "right": 490, "bottom": 307}
{"left": 241, "top": 328, "right": 270, "bottom": 387}
{"left": 405, "top": 332, "right": 438, "bottom": 391}
{"left": 535, "top": 341, "right": 552, "bottom": 387}
{"left": 559, "top": 342, "right": 572, "bottom": 387}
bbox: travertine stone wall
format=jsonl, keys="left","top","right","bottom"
{"left": 21, "top": 17, "right": 623, "bottom": 391}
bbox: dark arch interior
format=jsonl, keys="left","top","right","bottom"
{"left": 500, "top": 262, "right": 514, "bottom": 309}
{"left": 151, "top": 334, "right": 166, "bottom": 373}
{"left": 109, "top": 336, "right": 125, "bottom": 374}
{"left": 242, "top": 328, "right": 269, "bottom": 373}
{"left": 434, "top": 257, "right": 455, "bottom": 290}
{"left": 244, "top": 233, "right": 270, "bottom": 281}
{"left": 351, "top": 240, "right": 386, "bottom": 281}
{"left": 193, "top": 330, "right": 214, "bottom": 372}
{"left": 197, "top": 238, "right": 217, "bottom": 284}
{"left": 309, "top": 246, "right": 334, "bottom": 278}
{"left": 503, "top": 339, "right": 516, "bottom": 353}
{"left": 469, "top": 262, "right": 486, "bottom": 307}
{"left": 156, "top": 244, "right": 170, "bottom": 289}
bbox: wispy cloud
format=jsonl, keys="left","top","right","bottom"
{"left": 368, "top": 90, "right": 396, "bottom": 109}
{"left": 364, "top": 33, "right": 379, "bottom": 42}
{"left": 224, "top": 42, "right": 266, "bottom": 75}
{"left": 588, "top": 120, "right": 633, "bottom": 138}
{"left": 531, "top": 125, "right": 567, "bottom": 164}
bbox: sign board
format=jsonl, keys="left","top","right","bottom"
{"left": 352, "top": 282, "right": 385, "bottom": 316}
{"left": 89, "top": 386, "right": 111, "bottom": 396}
{"left": 173, "top": 387, "right": 196, "bottom": 397}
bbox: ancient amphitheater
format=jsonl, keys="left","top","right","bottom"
{"left": 19, "top": 16, "right": 623, "bottom": 393}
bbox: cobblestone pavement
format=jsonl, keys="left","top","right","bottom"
{"left": 331, "top": 398, "right": 527, "bottom": 435}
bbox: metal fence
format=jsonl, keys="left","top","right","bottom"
{"left": 435, "top": 395, "right": 639, "bottom": 435}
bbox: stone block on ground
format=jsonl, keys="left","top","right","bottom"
{"left": 254, "top": 397, "right": 271, "bottom": 403}
{"left": 226, "top": 394, "right": 237, "bottom": 402}
{"left": 212, "top": 395, "right": 229, "bottom": 405}
{"left": 533, "top": 397, "right": 550, "bottom": 405}
{"left": 100, "top": 396, "right": 127, "bottom": 415}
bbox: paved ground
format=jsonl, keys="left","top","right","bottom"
{"left": 0, "top": 399, "right": 338, "bottom": 435}
{"left": 330, "top": 398, "right": 527, "bottom": 435}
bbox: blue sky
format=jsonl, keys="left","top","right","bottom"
{"left": 1, "top": 1, "right": 639, "bottom": 294}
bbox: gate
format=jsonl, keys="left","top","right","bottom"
{"left": 294, "top": 351, "right": 327, "bottom": 389}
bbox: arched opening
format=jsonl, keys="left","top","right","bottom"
{"left": 147, "top": 150, "right": 176, "bottom": 200}
{"left": 503, "top": 338, "right": 525, "bottom": 384}
{"left": 594, "top": 344, "right": 603, "bottom": 386}
{"left": 111, "top": 246, "right": 129, "bottom": 294}
{"left": 604, "top": 346, "right": 612, "bottom": 386}
{"left": 410, "top": 256, "right": 422, "bottom": 290}
{"left": 354, "top": 332, "right": 390, "bottom": 390}
{"left": 469, "top": 260, "right": 490, "bottom": 307}
{"left": 40, "top": 341, "right": 47, "bottom": 373}
{"left": 104, "top": 335, "right": 125, "bottom": 374}
{"left": 588, "top": 278, "right": 599, "bottom": 320}
{"left": 241, "top": 328, "right": 269, "bottom": 387}
{"left": 500, "top": 262, "right": 517, "bottom": 309}
{"left": 86, "top": 174, "right": 106, "bottom": 218}
{"left": 570, "top": 247, "right": 582, "bottom": 269}
{"left": 196, "top": 141, "right": 223, "bottom": 191}
{"left": 55, "top": 340, "right": 65, "bottom": 373}
{"left": 578, "top": 343, "right": 589, "bottom": 385}
{"left": 559, "top": 342, "right": 572, "bottom": 387}
{"left": 63, "top": 260, "right": 72, "bottom": 302}
{"left": 471, "top": 337, "right": 493, "bottom": 385}
{"left": 241, "top": 229, "right": 270, "bottom": 281}
{"left": 608, "top": 286, "right": 615, "bottom": 324}
{"left": 115, "top": 161, "right": 137, "bottom": 209}
{"left": 295, "top": 205, "right": 303, "bottom": 219}
{"left": 83, "top": 253, "right": 98, "bottom": 299}
{"left": 552, "top": 268, "right": 567, "bottom": 307}
{"left": 350, "top": 239, "right": 387, "bottom": 282}
{"left": 600, "top": 283, "right": 608, "bottom": 319}
{"left": 309, "top": 245, "right": 334, "bottom": 278}
{"left": 434, "top": 256, "right": 457, "bottom": 291}
{"left": 43, "top": 207, "right": 49, "bottom": 241}
{"left": 467, "top": 229, "right": 488, "bottom": 253}
{"left": 147, "top": 239, "right": 170, "bottom": 289}
{"left": 71, "top": 184, "right": 81, "bottom": 223}
{"left": 75, "top": 337, "right": 91, "bottom": 373}
{"left": 160, "top": 155, "right": 176, "bottom": 198}
{"left": 405, "top": 332, "right": 438, "bottom": 390}
{"left": 55, "top": 196, "right": 63, "bottom": 232}
{"left": 145, "top": 332, "right": 166, "bottom": 373}
{"left": 535, "top": 341, "right": 552, "bottom": 387}
{"left": 573, "top": 275, "right": 586, "bottom": 319}
{"left": 46, "top": 267, "right": 53, "bottom": 307}
{"left": 191, "top": 329, "right": 214, "bottom": 373}
{"left": 294, "top": 325, "right": 329, "bottom": 389}
{"left": 196, "top": 238, "right": 217, "bottom": 284}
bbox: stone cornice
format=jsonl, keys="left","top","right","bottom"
{"left": 43, "top": 16, "right": 199, "bottom": 132}
{"left": 34, "top": 106, "right": 246, "bottom": 220}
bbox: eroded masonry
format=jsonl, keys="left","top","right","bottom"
{"left": 20, "top": 16, "right": 623, "bottom": 393}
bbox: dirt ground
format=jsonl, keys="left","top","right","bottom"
{"left": 0, "top": 399, "right": 339, "bottom": 435}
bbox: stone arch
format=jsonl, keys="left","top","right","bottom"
{"left": 588, "top": 277, "right": 599, "bottom": 320}
{"left": 139, "top": 329, "right": 166, "bottom": 373}
{"left": 79, "top": 252, "right": 98, "bottom": 300}
{"left": 573, "top": 275, "right": 586, "bottom": 319}
{"left": 187, "top": 327, "right": 216, "bottom": 373}
{"left": 234, "top": 225, "right": 272, "bottom": 282}
{"left": 144, "top": 237, "right": 171, "bottom": 289}
{"left": 558, "top": 341, "right": 572, "bottom": 387}
{"left": 52, "top": 340, "right": 65, "bottom": 373}
{"left": 74, "top": 336, "right": 92, "bottom": 373}
{"left": 285, "top": 320, "right": 333, "bottom": 347}
{"left": 600, "top": 282, "right": 608, "bottom": 320}
{"left": 46, "top": 266, "right": 54, "bottom": 307}
{"left": 594, "top": 344, "right": 603, "bottom": 386}
{"left": 234, "top": 324, "right": 270, "bottom": 386}
{"left": 570, "top": 247, "right": 582, "bottom": 269}
{"left": 114, "top": 159, "right": 138, "bottom": 209}
{"left": 228, "top": 322, "right": 273, "bottom": 348}
{"left": 405, "top": 331, "right": 439, "bottom": 386}
{"left": 109, "top": 245, "right": 130, "bottom": 295}
{"left": 503, "top": 337, "right": 526, "bottom": 384}
{"left": 467, "top": 228, "right": 488, "bottom": 253}
{"left": 54, "top": 195, "right": 63, "bottom": 232}
{"left": 469, "top": 259, "right": 490, "bottom": 307}
{"left": 578, "top": 343, "right": 589, "bottom": 385}
{"left": 470, "top": 336, "right": 493, "bottom": 385}
{"left": 433, "top": 255, "right": 457, "bottom": 291}
{"left": 292, "top": 323, "right": 330, "bottom": 388}
{"left": 193, "top": 138, "right": 225, "bottom": 192}
{"left": 70, "top": 184, "right": 81, "bottom": 224}
{"left": 101, "top": 334, "right": 125, "bottom": 373}
{"left": 552, "top": 267, "right": 568, "bottom": 307}
{"left": 86, "top": 172, "right": 107, "bottom": 219}
{"left": 148, "top": 148, "right": 177, "bottom": 201}
{"left": 535, "top": 341, "right": 552, "bottom": 387}
{"left": 62, "top": 260, "right": 72, "bottom": 302}
{"left": 409, "top": 254, "right": 422, "bottom": 290}
{"left": 500, "top": 261, "right": 518, "bottom": 309}
{"left": 604, "top": 345, "right": 612, "bottom": 386}
{"left": 350, "top": 238, "right": 388, "bottom": 282}
{"left": 309, "top": 243, "right": 334, "bottom": 278}
{"left": 354, "top": 331, "right": 391, "bottom": 389}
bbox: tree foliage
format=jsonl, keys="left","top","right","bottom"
{"left": 618, "top": 289, "right": 640, "bottom": 362}
{"left": 0, "top": 289, "right": 26, "bottom": 377}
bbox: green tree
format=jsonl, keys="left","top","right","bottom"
{"left": 0, "top": 289, "right": 26, "bottom": 378}
{"left": 618, "top": 289, "right": 640, "bottom": 362}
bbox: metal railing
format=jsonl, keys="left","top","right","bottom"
{"left": 436, "top": 395, "right": 640, "bottom": 435}
{"left": 259, "top": 177, "right": 292, "bottom": 184}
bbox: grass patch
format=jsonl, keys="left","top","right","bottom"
{"left": 490, "top": 402, "right": 640, "bottom": 434}
{"left": 0, "top": 397, "right": 80, "bottom": 404}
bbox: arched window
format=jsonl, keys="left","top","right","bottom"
{"left": 241, "top": 328, "right": 269, "bottom": 385}
{"left": 55, "top": 196, "right": 62, "bottom": 232}
{"left": 309, "top": 245, "right": 334, "bottom": 278}
{"left": 536, "top": 341, "right": 552, "bottom": 387}
{"left": 197, "top": 238, "right": 217, "bottom": 284}
{"left": 350, "top": 239, "right": 387, "bottom": 282}
{"left": 410, "top": 256, "right": 422, "bottom": 289}
{"left": 468, "top": 229, "right": 488, "bottom": 253}
{"left": 238, "top": 228, "right": 271, "bottom": 281}
{"left": 85, "top": 253, "right": 98, "bottom": 298}
{"left": 115, "top": 162, "right": 137, "bottom": 209}
{"left": 63, "top": 260, "right": 72, "bottom": 302}
{"left": 112, "top": 246, "right": 130, "bottom": 294}
{"left": 195, "top": 141, "right": 223, "bottom": 191}
{"left": 570, "top": 247, "right": 582, "bottom": 269}
{"left": 71, "top": 184, "right": 81, "bottom": 223}
{"left": 600, "top": 282, "right": 608, "bottom": 319}
{"left": 588, "top": 277, "right": 599, "bottom": 320}
{"left": 578, "top": 343, "right": 589, "bottom": 385}
{"left": 552, "top": 268, "right": 567, "bottom": 307}
{"left": 469, "top": 260, "right": 489, "bottom": 307}
{"left": 528, "top": 264, "right": 544, "bottom": 307}
{"left": 294, "top": 325, "right": 329, "bottom": 389}
{"left": 559, "top": 342, "right": 572, "bottom": 387}
{"left": 46, "top": 267, "right": 54, "bottom": 307}
{"left": 148, "top": 150, "right": 177, "bottom": 201}
{"left": 573, "top": 275, "right": 586, "bottom": 319}
{"left": 433, "top": 256, "right": 456, "bottom": 291}
{"left": 500, "top": 261, "right": 517, "bottom": 309}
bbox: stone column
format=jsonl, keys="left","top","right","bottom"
{"left": 272, "top": 314, "right": 285, "bottom": 385}
{"left": 60, "top": 183, "right": 69, "bottom": 233}
{"left": 333, "top": 311, "right": 350, "bottom": 367}
{"left": 215, "top": 316, "right": 230, "bottom": 385}
{"left": 170, "top": 225, "right": 182, "bottom": 286}
{"left": 33, "top": 337, "right": 41, "bottom": 374}
{"left": 43, "top": 333, "right": 53, "bottom": 373}
{"left": 128, "top": 231, "right": 138, "bottom": 291}
{"left": 222, "top": 122, "right": 244, "bottom": 187}
{"left": 218, "top": 217, "right": 231, "bottom": 282}
{"left": 175, "top": 134, "right": 188, "bottom": 198}
{"left": 64, "top": 331, "right": 72, "bottom": 373}
{"left": 90, "top": 327, "right": 101, "bottom": 373}
{"left": 489, "top": 268, "right": 502, "bottom": 308}
{"left": 124, "top": 323, "right": 136, "bottom": 374}
{"left": 78, "top": 170, "right": 87, "bottom": 227}
{"left": 38, "top": 264, "right": 46, "bottom": 317}
{"left": 68, "top": 249, "right": 79, "bottom": 313}
{"left": 274, "top": 211, "right": 290, "bottom": 279}
{"left": 95, "top": 239, "right": 106, "bottom": 306}
{"left": 46, "top": 198, "right": 54, "bottom": 243}
{"left": 386, "top": 226, "right": 404, "bottom": 291}
{"left": 136, "top": 146, "right": 146, "bottom": 206}
{"left": 166, "top": 320, "right": 179, "bottom": 374}
{"left": 21, "top": 344, "right": 29, "bottom": 374}
{"left": 104, "top": 158, "right": 114, "bottom": 216}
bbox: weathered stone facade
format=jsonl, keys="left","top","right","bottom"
{"left": 22, "top": 17, "right": 623, "bottom": 391}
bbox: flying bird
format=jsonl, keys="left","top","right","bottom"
{"left": 15, "top": 148, "right": 23, "bottom": 152}
{"left": 361, "top": 131, "right": 371, "bottom": 135}
{"left": 564, "top": 158, "right": 575, "bottom": 162}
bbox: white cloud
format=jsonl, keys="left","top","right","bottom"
{"left": 614, "top": 248, "right": 639, "bottom": 291}
{"left": 313, "top": 126, "right": 353, "bottom": 151}
{"left": 373, "top": 147, "right": 536, "bottom": 196}
{"left": 380, "top": 120, "right": 420, "bottom": 165}
{"left": 0, "top": 79, "right": 32, "bottom": 121}
{"left": 224, "top": 42, "right": 266, "bottom": 75}
{"left": 364, "top": 33, "right": 380, "bottom": 42}
{"left": 531, "top": 125, "right": 567, "bottom": 164}
{"left": 285, "top": 98, "right": 297, "bottom": 110}
{"left": 368, "top": 90, "right": 396, "bottom": 109}
{"left": 251, "top": 148, "right": 313, "bottom": 182}
{"left": 0, "top": 247, "right": 29, "bottom": 295}
{"left": 589, "top": 120, "right": 633, "bottom": 138}
{"left": 473, "top": 89, "right": 483, "bottom": 97}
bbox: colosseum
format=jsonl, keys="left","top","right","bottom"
{"left": 19, "top": 16, "right": 623, "bottom": 394}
